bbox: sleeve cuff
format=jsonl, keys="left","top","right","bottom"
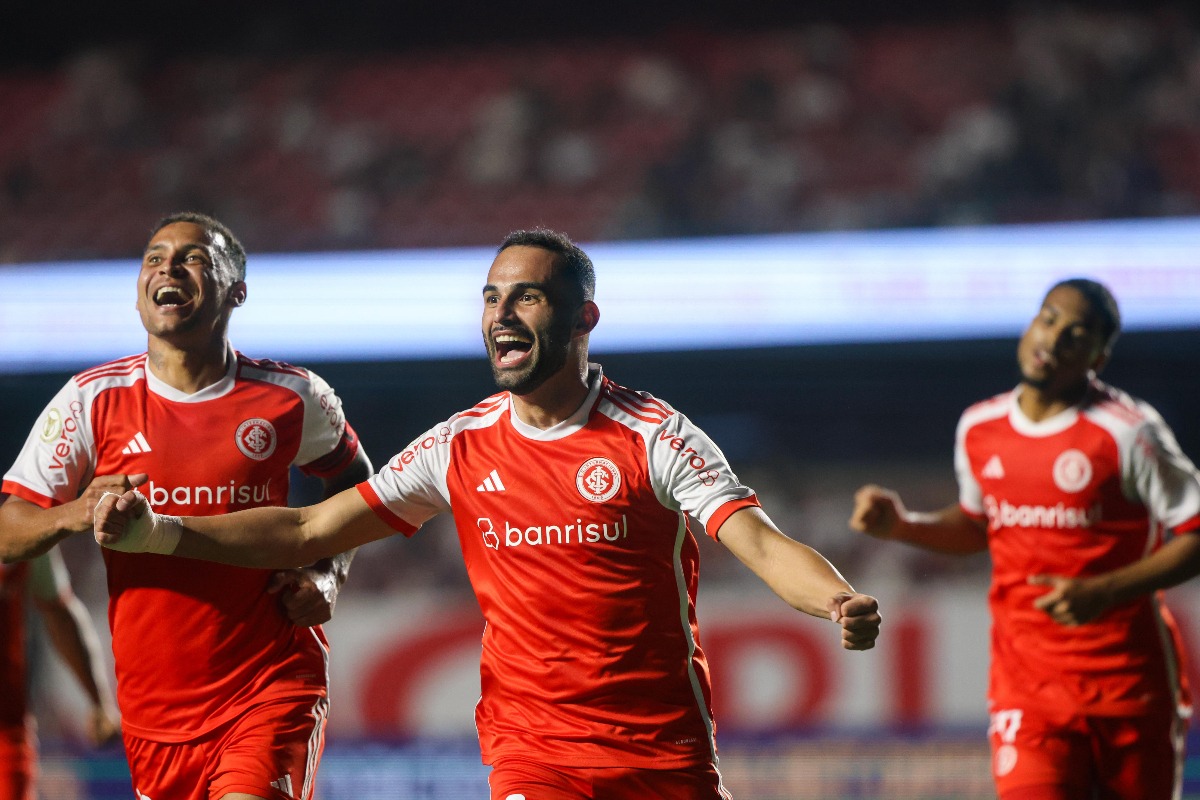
{"left": 356, "top": 481, "right": 419, "bottom": 537}
{"left": 707, "top": 494, "right": 761, "bottom": 541}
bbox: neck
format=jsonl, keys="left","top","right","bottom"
{"left": 1017, "top": 379, "right": 1088, "bottom": 422}
{"left": 510, "top": 360, "right": 592, "bottom": 430}
{"left": 146, "top": 337, "right": 231, "bottom": 394}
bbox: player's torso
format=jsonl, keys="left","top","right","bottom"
{"left": 444, "top": 408, "right": 713, "bottom": 765}
{"left": 966, "top": 412, "right": 1147, "bottom": 586}
{"left": 965, "top": 404, "right": 1178, "bottom": 714}
{"left": 86, "top": 369, "right": 328, "bottom": 740}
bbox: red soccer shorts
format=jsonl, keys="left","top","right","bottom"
{"left": 488, "top": 758, "right": 733, "bottom": 800}
{"left": 122, "top": 696, "right": 327, "bottom": 800}
{"left": 0, "top": 723, "right": 34, "bottom": 800}
{"left": 988, "top": 704, "right": 1185, "bottom": 800}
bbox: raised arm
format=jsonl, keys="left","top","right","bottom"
{"left": 0, "top": 474, "right": 148, "bottom": 562}
{"left": 849, "top": 484, "right": 988, "bottom": 555}
{"left": 94, "top": 484, "right": 396, "bottom": 569}
{"left": 718, "top": 506, "right": 880, "bottom": 650}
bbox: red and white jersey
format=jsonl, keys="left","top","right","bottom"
{"left": 955, "top": 379, "right": 1200, "bottom": 718}
{"left": 2, "top": 351, "right": 360, "bottom": 742}
{"left": 0, "top": 560, "right": 30, "bottom": 730}
{"left": 359, "top": 365, "right": 759, "bottom": 769}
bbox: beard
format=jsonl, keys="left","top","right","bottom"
{"left": 488, "top": 319, "right": 573, "bottom": 395}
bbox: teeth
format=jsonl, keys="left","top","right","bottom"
{"left": 494, "top": 334, "right": 528, "bottom": 344}
{"left": 154, "top": 286, "right": 190, "bottom": 305}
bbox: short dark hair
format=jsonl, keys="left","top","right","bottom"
{"left": 1048, "top": 277, "right": 1121, "bottom": 351}
{"left": 151, "top": 211, "right": 247, "bottom": 282}
{"left": 498, "top": 228, "right": 595, "bottom": 303}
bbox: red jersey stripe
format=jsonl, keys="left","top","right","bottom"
{"left": 357, "top": 482, "right": 418, "bottom": 536}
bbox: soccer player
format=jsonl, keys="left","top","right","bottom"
{"left": 0, "top": 212, "right": 372, "bottom": 800}
{"left": 94, "top": 228, "right": 882, "bottom": 800}
{"left": 1, "top": 547, "right": 119, "bottom": 800}
{"left": 849, "top": 278, "right": 1200, "bottom": 800}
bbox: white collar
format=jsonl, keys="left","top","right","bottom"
{"left": 143, "top": 347, "right": 238, "bottom": 403}
{"left": 507, "top": 363, "right": 604, "bottom": 441}
{"left": 1007, "top": 385, "right": 1080, "bottom": 437}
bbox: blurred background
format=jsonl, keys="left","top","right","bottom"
{"left": 3, "top": 0, "right": 1200, "bottom": 797}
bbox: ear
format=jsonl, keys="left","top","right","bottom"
{"left": 573, "top": 301, "right": 599, "bottom": 338}
{"left": 1089, "top": 348, "right": 1109, "bottom": 376}
{"left": 227, "top": 281, "right": 247, "bottom": 308}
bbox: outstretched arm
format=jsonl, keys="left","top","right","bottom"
{"left": 0, "top": 474, "right": 148, "bottom": 562}
{"left": 848, "top": 484, "right": 988, "bottom": 555}
{"left": 30, "top": 549, "right": 120, "bottom": 745}
{"left": 270, "top": 447, "right": 375, "bottom": 627}
{"left": 1031, "top": 530, "right": 1200, "bottom": 625}
{"left": 94, "top": 484, "right": 396, "bottom": 569}
{"left": 718, "top": 506, "right": 880, "bottom": 650}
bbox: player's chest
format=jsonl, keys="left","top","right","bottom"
{"left": 93, "top": 388, "right": 303, "bottom": 480}
{"left": 970, "top": 425, "right": 1120, "bottom": 503}
{"left": 447, "top": 428, "right": 660, "bottom": 522}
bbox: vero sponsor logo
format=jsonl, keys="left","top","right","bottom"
{"left": 45, "top": 401, "right": 85, "bottom": 470}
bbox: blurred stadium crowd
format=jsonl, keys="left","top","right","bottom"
{"left": 1, "top": 4, "right": 1199, "bottom": 262}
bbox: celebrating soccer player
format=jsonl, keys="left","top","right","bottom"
{"left": 95, "top": 227, "right": 881, "bottom": 800}
{"left": 1, "top": 213, "right": 373, "bottom": 800}
{"left": 849, "top": 278, "right": 1200, "bottom": 800}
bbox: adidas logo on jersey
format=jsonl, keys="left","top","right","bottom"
{"left": 981, "top": 455, "right": 1005, "bottom": 479}
{"left": 270, "top": 776, "right": 293, "bottom": 794}
{"left": 122, "top": 432, "right": 152, "bottom": 455}
{"left": 477, "top": 469, "right": 506, "bottom": 492}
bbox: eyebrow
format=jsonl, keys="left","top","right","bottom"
{"left": 143, "top": 242, "right": 208, "bottom": 257}
{"left": 482, "top": 281, "right": 549, "bottom": 295}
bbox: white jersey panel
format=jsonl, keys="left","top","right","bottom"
{"left": 597, "top": 391, "right": 754, "bottom": 531}
{"left": 1088, "top": 395, "right": 1200, "bottom": 533}
{"left": 4, "top": 377, "right": 101, "bottom": 505}
{"left": 954, "top": 393, "right": 1009, "bottom": 516}
{"left": 367, "top": 399, "right": 507, "bottom": 530}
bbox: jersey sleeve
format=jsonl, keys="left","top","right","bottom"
{"left": 645, "top": 409, "right": 758, "bottom": 539}
{"left": 292, "top": 369, "right": 361, "bottom": 477}
{"left": 1126, "top": 404, "right": 1200, "bottom": 534}
{"left": 1, "top": 379, "right": 95, "bottom": 508}
{"left": 954, "top": 411, "right": 986, "bottom": 519}
{"left": 359, "top": 421, "right": 454, "bottom": 534}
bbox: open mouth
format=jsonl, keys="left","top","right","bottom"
{"left": 153, "top": 284, "right": 194, "bottom": 310}
{"left": 493, "top": 333, "right": 532, "bottom": 366}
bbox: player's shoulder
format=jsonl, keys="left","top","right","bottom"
{"left": 959, "top": 389, "right": 1013, "bottom": 431}
{"left": 234, "top": 352, "right": 317, "bottom": 394}
{"left": 72, "top": 353, "right": 147, "bottom": 394}
{"left": 446, "top": 391, "right": 510, "bottom": 432}
{"left": 596, "top": 376, "right": 676, "bottom": 429}
{"left": 1083, "top": 380, "right": 1156, "bottom": 433}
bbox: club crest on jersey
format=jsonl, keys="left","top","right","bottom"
{"left": 235, "top": 418, "right": 277, "bottom": 461}
{"left": 576, "top": 457, "right": 621, "bottom": 503}
{"left": 1052, "top": 449, "right": 1092, "bottom": 493}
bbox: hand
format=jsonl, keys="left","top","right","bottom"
{"left": 93, "top": 490, "right": 182, "bottom": 554}
{"left": 88, "top": 706, "right": 120, "bottom": 747}
{"left": 849, "top": 485, "right": 904, "bottom": 540}
{"left": 63, "top": 474, "right": 149, "bottom": 535}
{"left": 827, "top": 592, "right": 881, "bottom": 650}
{"left": 1029, "top": 574, "right": 1113, "bottom": 626}
{"left": 268, "top": 567, "right": 339, "bottom": 628}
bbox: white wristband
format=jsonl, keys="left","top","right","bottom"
{"left": 98, "top": 492, "right": 183, "bottom": 555}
